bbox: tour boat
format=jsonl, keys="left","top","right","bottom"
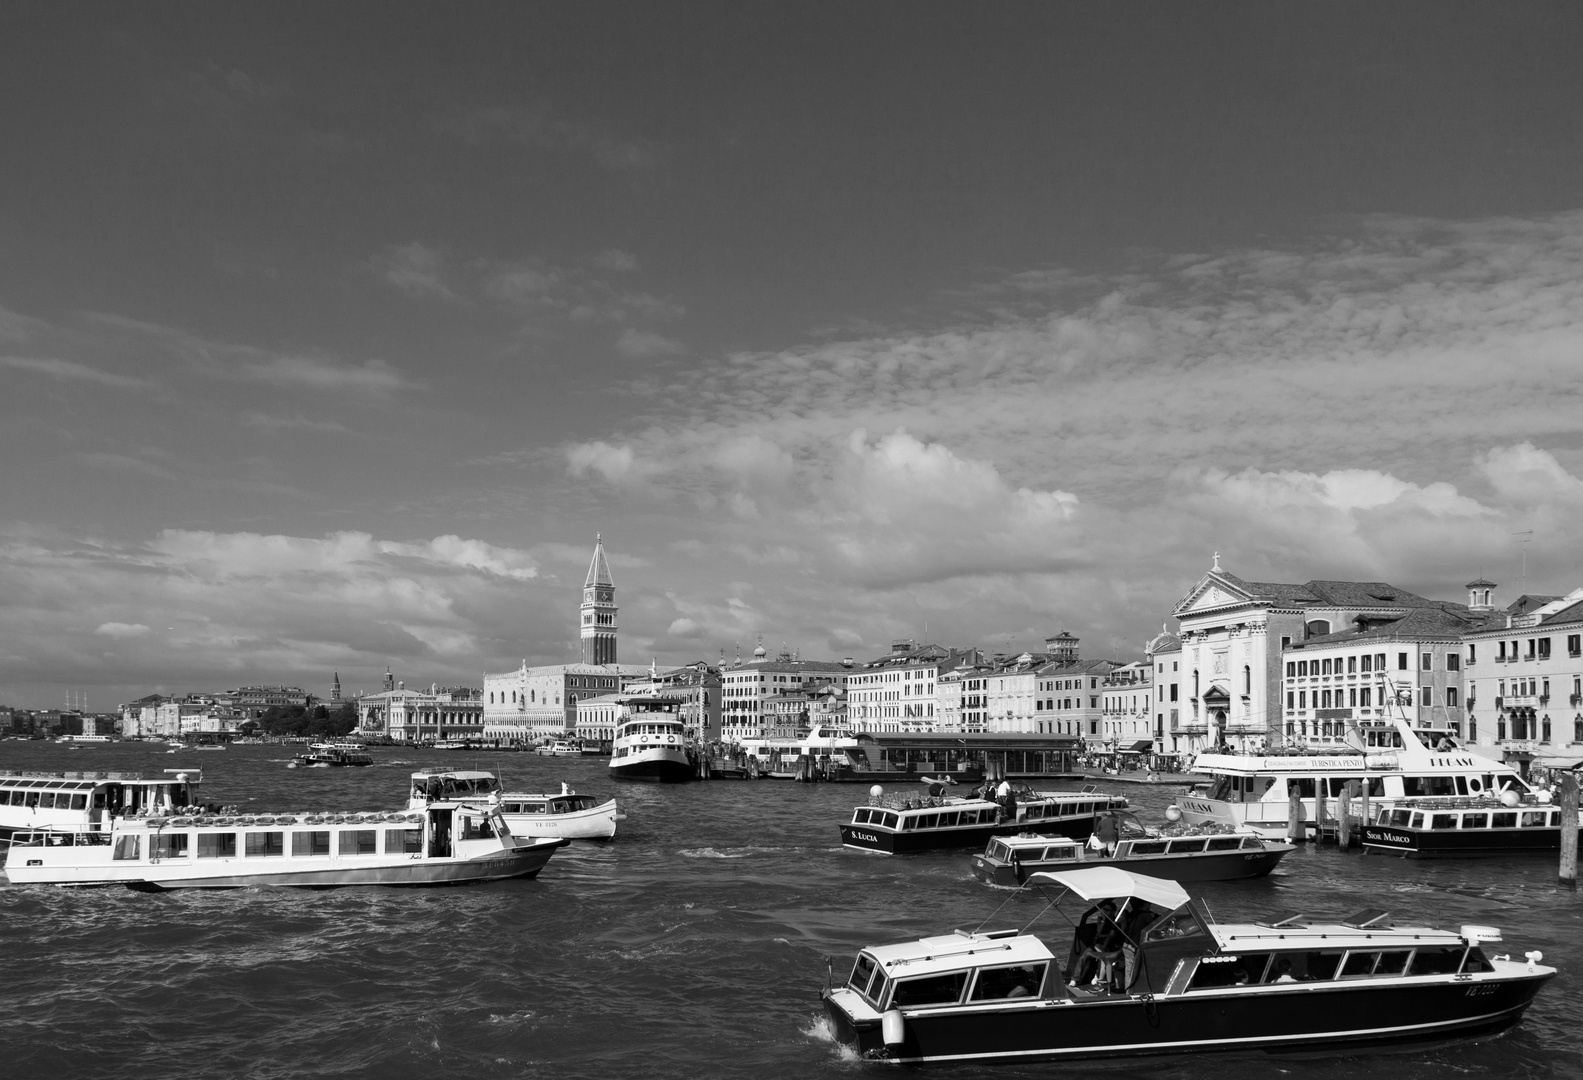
{"left": 1176, "top": 712, "right": 1531, "bottom": 839}
{"left": 970, "top": 817, "right": 1293, "bottom": 888}
{"left": 55, "top": 735, "right": 111, "bottom": 744}
{"left": 1362, "top": 795, "right": 1582, "bottom": 858}
{"left": 608, "top": 693, "right": 697, "bottom": 783}
{"left": 820, "top": 865, "right": 1555, "bottom": 1064}
{"left": 293, "top": 748, "right": 374, "bottom": 768}
{"left": 4, "top": 800, "right": 565, "bottom": 889}
{"left": 406, "top": 769, "right": 621, "bottom": 840}
{"left": 0, "top": 768, "right": 202, "bottom": 842}
{"left": 840, "top": 786, "right": 1128, "bottom": 854}
{"left": 535, "top": 740, "right": 582, "bottom": 757}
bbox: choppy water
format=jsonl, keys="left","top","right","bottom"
{"left": 1, "top": 741, "right": 1579, "bottom": 1080}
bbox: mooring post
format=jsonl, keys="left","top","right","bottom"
{"left": 1315, "top": 779, "right": 1327, "bottom": 843}
{"left": 1288, "top": 784, "right": 1304, "bottom": 843}
{"left": 1338, "top": 780, "right": 1357, "bottom": 848}
{"left": 1559, "top": 769, "right": 1579, "bottom": 891}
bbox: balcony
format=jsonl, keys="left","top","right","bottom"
{"left": 1572, "top": 694, "right": 1583, "bottom": 706}
{"left": 1494, "top": 696, "right": 1503, "bottom": 707}
{"left": 1539, "top": 695, "right": 1550, "bottom": 705}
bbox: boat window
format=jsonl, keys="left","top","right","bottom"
{"left": 1240, "top": 837, "right": 1264, "bottom": 850}
{"left": 1461, "top": 948, "right": 1495, "bottom": 974}
{"left": 1294, "top": 951, "right": 1344, "bottom": 980}
{"left": 918, "top": 814, "right": 938, "bottom": 829}
{"left": 852, "top": 809, "right": 872, "bottom": 825}
{"left": 1551, "top": 811, "right": 1564, "bottom": 827}
{"left": 849, "top": 954, "right": 879, "bottom": 999}
{"left": 987, "top": 840, "right": 1009, "bottom": 860}
{"left": 1167, "top": 838, "right": 1207, "bottom": 854}
{"left": 1409, "top": 813, "right": 1424, "bottom": 829}
{"left": 1463, "top": 813, "right": 1488, "bottom": 830}
{"left": 1384, "top": 809, "right": 1412, "bottom": 827}
{"left": 293, "top": 830, "right": 331, "bottom": 856}
{"left": 245, "top": 832, "right": 285, "bottom": 857}
{"left": 24, "top": 791, "right": 39, "bottom": 807}
{"left": 1521, "top": 811, "right": 1548, "bottom": 828}
{"left": 937, "top": 812, "right": 958, "bottom": 827}
{"left": 458, "top": 815, "right": 496, "bottom": 841}
{"left": 1042, "top": 846, "right": 1077, "bottom": 861}
{"left": 197, "top": 832, "right": 237, "bottom": 859}
{"left": 969, "top": 963, "right": 1048, "bottom": 1001}
{"left": 1404, "top": 948, "right": 1462, "bottom": 975}
{"left": 889, "top": 970, "right": 969, "bottom": 1008}
{"left": 1188, "top": 954, "right": 1270, "bottom": 989}
{"left": 385, "top": 828, "right": 422, "bottom": 854}
{"left": 1206, "top": 776, "right": 1234, "bottom": 801}
{"left": 1205, "top": 837, "right": 1242, "bottom": 852}
{"left": 1129, "top": 840, "right": 1168, "bottom": 855}
{"left": 1492, "top": 812, "right": 1517, "bottom": 828}
{"left": 339, "top": 829, "right": 378, "bottom": 855}
{"left": 152, "top": 834, "right": 188, "bottom": 859}
{"left": 1430, "top": 814, "right": 1458, "bottom": 830}
{"left": 1402, "top": 776, "right": 1459, "bottom": 797}
{"left": 1339, "top": 951, "right": 1380, "bottom": 978}
{"left": 1024, "top": 803, "right": 1045, "bottom": 819}
{"left": 1374, "top": 950, "right": 1412, "bottom": 976}
{"left": 1144, "top": 909, "right": 1203, "bottom": 943}
{"left": 113, "top": 835, "right": 141, "bottom": 861}
{"left": 70, "top": 793, "right": 87, "bottom": 810}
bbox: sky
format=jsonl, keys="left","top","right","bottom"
{"left": 4, "top": 3, "right": 1583, "bottom": 709}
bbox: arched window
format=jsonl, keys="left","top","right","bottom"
{"left": 1306, "top": 620, "right": 1331, "bottom": 638}
{"left": 1193, "top": 670, "right": 1200, "bottom": 699}
{"left": 1243, "top": 665, "right": 1251, "bottom": 696}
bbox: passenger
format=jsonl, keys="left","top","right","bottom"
{"left": 1272, "top": 958, "right": 1297, "bottom": 983}
{"left": 1075, "top": 900, "right": 1125, "bottom": 988}
{"left": 1095, "top": 812, "right": 1120, "bottom": 856}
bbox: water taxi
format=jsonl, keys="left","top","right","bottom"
{"left": 1362, "top": 795, "right": 1582, "bottom": 858}
{"left": 536, "top": 740, "right": 582, "bottom": 757}
{"left": 840, "top": 786, "right": 1127, "bottom": 854}
{"left": 609, "top": 694, "right": 696, "bottom": 783}
{"left": 970, "top": 817, "right": 1292, "bottom": 887}
{"left": 3, "top": 800, "right": 565, "bottom": 889}
{"left": 0, "top": 769, "right": 202, "bottom": 842}
{"left": 406, "top": 769, "right": 620, "bottom": 840}
{"left": 820, "top": 865, "right": 1554, "bottom": 1064}
{"left": 291, "top": 748, "right": 374, "bottom": 768}
{"left": 55, "top": 734, "right": 111, "bottom": 744}
{"left": 1175, "top": 712, "right": 1531, "bottom": 839}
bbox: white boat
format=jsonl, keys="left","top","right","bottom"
{"left": 609, "top": 694, "right": 697, "bottom": 783}
{"left": 1, "top": 768, "right": 203, "bottom": 842}
{"left": 535, "top": 740, "right": 582, "bottom": 757}
{"left": 4, "top": 801, "right": 565, "bottom": 889}
{"left": 1175, "top": 711, "right": 1532, "bottom": 839}
{"left": 407, "top": 769, "right": 620, "bottom": 840}
{"left": 432, "top": 739, "right": 470, "bottom": 751}
{"left": 56, "top": 735, "right": 110, "bottom": 744}
{"left": 740, "top": 724, "right": 874, "bottom": 778}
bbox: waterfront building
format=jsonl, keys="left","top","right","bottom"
{"left": 984, "top": 653, "right": 1042, "bottom": 733}
{"left": 1172, "top": 555, "right": 1456, "bottom": 753}
{"left": 481, "top": 662, "right": 647, "bottom": 742}
{"left": 228, "top": 685, "right": 311, "bottom": 718}
{"left": 721, "top": 642, "right": 851, "bottom": 742}
{"left": 1033, "top": 658, "right": 1117, "bottom": 740}
{"left": 1147, "top": 630, "right": 1184, "bottom": 755}
{"left": 358, "top": 683, "right": 484, "bottom": 742}
{"left": 1098, "top": 661, "right": 1154, "bottom": 754}
{"left": 1462, "top": 581, "right": 1583, "bottom": 770}
{"left": 1284, "top": 605, "right": 1482, "bottom": 748}
{"left": 847, "top": 640, "right": 983, "bottom": 733}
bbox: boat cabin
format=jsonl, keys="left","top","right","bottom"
{"left": 500, "top": 792, "right": 604, "bottom": 816}
{"left": 0, "top": 769, "right": 203, "bottom": 837}
{"left": 408, "top": 768, "right": 502, "bottom": 806}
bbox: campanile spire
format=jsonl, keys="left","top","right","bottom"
{"left": 581, "top": 534, "right": 617, "bottom": 664}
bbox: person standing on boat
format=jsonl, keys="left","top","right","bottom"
{"left": 1095, "top": 811, "right": 1120, "bottom": 856}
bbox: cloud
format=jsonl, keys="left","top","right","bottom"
{"left": 95, "top": 622, "right": 150, "bottom": 639}
{"left": 615, "top": 328, "right": 684, "bottom": 358}
{"left": 244, "top": 355, "right": 414, "bottom": 394}
{"left": 437, "top": 106, "right": 659, "bottom": 171}
{"left": 240, "top": 411, "right": 352, "bottom": 434}
{"left": 371, "top": 242, "right": 456, "bottom": 300}
{"left": 1, "top": 355, "right": 147, "bottom": 388}
{"left": 565, "top": 440, "right": 657, "bottom": 484}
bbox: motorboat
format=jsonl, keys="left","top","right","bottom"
{"left": 536, "top": 740, "right": 582, "bottom": 757}
{"left": 406, "top": 769, "right": 620, "bottom": 840}
{"left": 970, "top": 813, "right": 1292, "bottom": 888}
{"left": 609, "top": 693, "right": 697, "bottom": 783}
{"left": 0, "top": 768, "right": 203, "bottom": 842}
{"left": 840, "top": 784, "right": 1127, "bottom": 854}
{"left": 1362, "top": 794, "right": 1581, "bottom": 858}
{"left": 4, "top": 800, "right": 565, "bottom": 889}
{"left": 1176, "top": 711, "right": 1530, "bottom": 839}
{"left": 820, "top": 865, "right": 1555, "bottom": 1064}
{"left": 292, "top": 748, "right": 374, "bottom": 768}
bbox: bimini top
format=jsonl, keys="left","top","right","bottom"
{"left": 1027, "top": 866, "right": 1190, "bottom": 910}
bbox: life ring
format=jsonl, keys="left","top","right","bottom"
{"left": 640, "top": 735, "right": 649, "bottom": 743}
{"left": 668, "top": 735, "right": 676, "bottom": 743}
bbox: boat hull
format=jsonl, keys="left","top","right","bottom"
{"left": 970, "top": 844, "right": 1290, "bottom": 887}
{"left": 5, "top": 838, "right": 567, "bottom": 889}
{"left": 610, "top": 749, "right": 694, "bottom": 783}
{"left": 1361, "top": 822, "right": 1583, "bottom": 858}
{"left": 823, "top": 971, "right": 1553, "bottom": 1064}
{"left": 841, "top": 814, "right": 1096, "bottom": 854}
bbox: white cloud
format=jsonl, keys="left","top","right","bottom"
{"left": 615, "top": 328, "right": 684, "bottom": 358}
{"left": 244, "top": 355, "right": 414, "bottom": 394}
{"left": 565, "top": 440, "right": 656, "bottom": 484}
{"left": 371, "top": 242, "right": 456, "bottom": 300}
{"left": 2, "top": 355, "right": 147, "bottom": 388}
{"left": 95, "top": 622, "right": 150, "bottom": 639}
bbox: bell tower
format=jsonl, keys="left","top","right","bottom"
{"left": 581, "top": 534, "right": 618, "bottom": 665}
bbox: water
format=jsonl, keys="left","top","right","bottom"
{"left": 2, "top": 741, "right": 1580, "bottom": 1079}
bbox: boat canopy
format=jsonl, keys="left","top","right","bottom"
{"left": 1027, "top": 866, "right": 1190, "bottom": 910}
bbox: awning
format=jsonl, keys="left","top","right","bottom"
{"left": 1121, "top": 740, "right": 1154, "bottom": 753}
{"left": 1027, "top": 867, "right": 1190, "bottom": 911}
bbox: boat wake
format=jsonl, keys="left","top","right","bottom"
{"left": 677, "top": 845, "right": 786, "bottom": 859}
{"left": 802, "top": 1014, "right": 861, "bottom": 1062}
